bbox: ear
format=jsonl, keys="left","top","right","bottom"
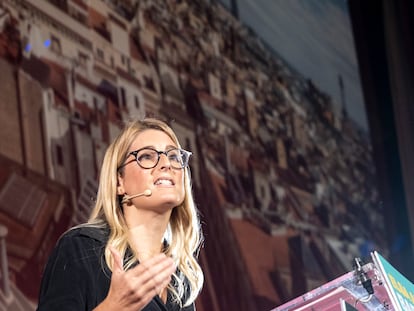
{"left": 117, "top": 174, "right": 125, "bottom": 195}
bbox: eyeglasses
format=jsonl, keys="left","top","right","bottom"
{"left": 119, "top": 147, "right": 192, "bottom": 170}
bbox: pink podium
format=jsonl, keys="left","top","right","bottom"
{"left": 272, "top": 252, "right": 414, "bottom": 311}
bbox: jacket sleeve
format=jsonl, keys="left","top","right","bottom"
{"left": 37, "top": 234, "right": 90, "bottom": 310}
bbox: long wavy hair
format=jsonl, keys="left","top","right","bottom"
{"left": 87, "top": 118, "right": 204, "bottom": 306}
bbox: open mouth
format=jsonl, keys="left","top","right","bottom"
{"left": 154, "top": 178, "right": 174, "bottom": 186}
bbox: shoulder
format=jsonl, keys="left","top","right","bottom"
{"left": 62, "top": 225, "right": 110, "bottom": 243}
{"left": 38, "top": 225, "right": 111, "bottom": 310}
{"left": 51, "top": 225, "right": 110, "bottom": 262}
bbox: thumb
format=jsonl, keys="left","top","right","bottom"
{"left": 109, "top": 246, "right": 124, "bottom": 273}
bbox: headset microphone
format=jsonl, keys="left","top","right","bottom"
{"left": 121, "top": 189, "right": 152, "bottom": 204}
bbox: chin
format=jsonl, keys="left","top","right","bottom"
{"left": 156, "top": 195, "right": 183, "bottom": 207}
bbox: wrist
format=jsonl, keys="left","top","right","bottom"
{"left": 93, "top": 298, "right": 112, "bottom": 311}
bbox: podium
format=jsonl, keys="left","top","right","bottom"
{"left": 272, "top": 251, "right": 414, "bottom": 311}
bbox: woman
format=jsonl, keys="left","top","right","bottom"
{"left": 37, "top": 118, "right": 204, "bottom": 311}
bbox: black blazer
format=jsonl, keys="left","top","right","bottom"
{"left": 37, "top": 226, "right": 194, "bottom": 311}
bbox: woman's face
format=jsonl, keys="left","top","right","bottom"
{"left": 118, "top": 129, "right": 186, "bottom": 211}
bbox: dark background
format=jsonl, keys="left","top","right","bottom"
{"left": 348, "top": 0, "right": 414, "bottom": 281}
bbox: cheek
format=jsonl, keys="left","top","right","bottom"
{"left": 124, "top": 168, "right": 147, "bottom": 189}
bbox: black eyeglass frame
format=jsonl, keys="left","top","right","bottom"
{"left": 118, "top": 147, "right": 192, "bottom": 170}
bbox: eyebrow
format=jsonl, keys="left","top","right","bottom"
{"left": 135, "top": 145, "right": 178, "bottom": 151}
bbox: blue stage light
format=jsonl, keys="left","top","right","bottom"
{"left": 24, "top": 43, "right": 31, "bottom": 52}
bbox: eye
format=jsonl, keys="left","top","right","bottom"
{"left": 167, "top": 150, "right": 182, "bottom": 163}
{"left": 137, "top": 150, "right": 157, "bottom": 162}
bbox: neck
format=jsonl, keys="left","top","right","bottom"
{"left": 125, "top": 209, "right": 171, "bottom": 261}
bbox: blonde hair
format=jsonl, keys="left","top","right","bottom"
{"left": 88, "top": 118, "right": 204, "bottom": 306}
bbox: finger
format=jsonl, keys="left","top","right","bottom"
{"left": 142, "top": 254, "right": 174, "bottom": 270}
{"left": 135, "top": 272, "right": 173, "bottom": 307}
{"left": 127, "top": 256, "right": 174, "bottom": 300}
{"left": 139, "top": 258, "right": 176, "bottom": 295}
{"left": 109, "top": 246, "right": 124, "bottom": 273}
{"left": 129, "top": 253, "right": 172, "bottom": 276}
{"left": 134, "top": 255, "right": 175, "bottom": 284}
{"left": 122, "top": 255, "right": 176, "bottom": 306}
{"left": 155, "top": 268, "right": 175, "bottom": 292}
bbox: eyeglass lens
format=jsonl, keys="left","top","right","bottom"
{"left": 136, "top": 148, "right": 189, "bottom": 169}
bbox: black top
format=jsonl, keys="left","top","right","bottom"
{"left": 37, "top": 226, "right": 194, "bottom": 311}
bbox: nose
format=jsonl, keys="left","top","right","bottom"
{"left": 157, "top": 152, "right": 171, "bottom": 169}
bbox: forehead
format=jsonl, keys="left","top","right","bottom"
{"left": 130, "top": 129, "right": 176, "bottom": 149}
